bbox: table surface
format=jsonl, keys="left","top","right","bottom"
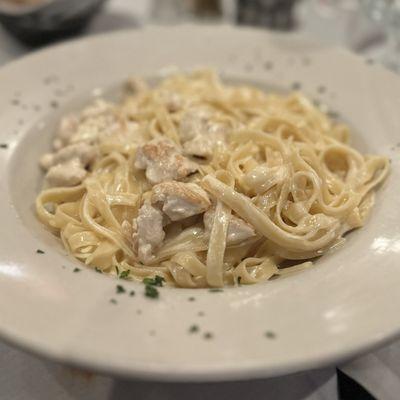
{"left": 0, "top": 1, "right": 398, "bottom": 399}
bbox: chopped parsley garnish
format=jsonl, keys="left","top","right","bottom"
{"left": 143, "top": 275, "right": 165, "bottom": 287}
{"left": 73, "top": 268, "right": 81, "bottom": 273}
{"left": 188, "top": 297, "right": 196, "bottom": 302}
{"left": 189, "top": 324, "right": 199, "bottom": 333}
{"left": 110, "top": 298, "right": 117, "bottom": 305}
{"left": 129, "top": 290, "right": 135, "bottom": 297}
{"left": 36, "top": 249, "right": 45, "bottom": 254}
{"left": 264, "top": 331, "right": 277, "bottom": 339}
{"left": 145, "top": 284, "right": 159, "bottom": 299}
{"left": 95, "top": 267, "right": 102, "bottom": 273}
{"left": 203, "top": 332, "right": 213, "bottom": 340}
{"left": 115, "top": 265, "right": 120, "bottom": 275}
{"left": 208, "top": 288, "right": 223, "bottom": 293}
{"left": 119, "top": 270, "right": 130, "bottom": 280}
{"left": 116, "top": 284, "right": 126, "bottom": 294}
{"left": 327, "top": 110, "right": 340, "bottom": 119}
{"left": 0, "top": 143, "right": 9, "bottom": 149}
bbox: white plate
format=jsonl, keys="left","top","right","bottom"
{"left": 0, "top": 25, "right": 399, "bottom": 382}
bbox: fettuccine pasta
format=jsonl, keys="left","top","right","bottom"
{"left": 36, "top": 70, "right": 389, "bottom": 287}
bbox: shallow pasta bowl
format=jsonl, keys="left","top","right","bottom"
{"left": 0, "top": 25, "right": 400, "bottom": 381}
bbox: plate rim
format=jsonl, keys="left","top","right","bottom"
{"left": 0, "top": 24, "right": 399, "bottom": 381}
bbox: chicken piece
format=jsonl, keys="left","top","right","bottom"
{"left": 204, "top": 209, "right": 256, "bottom": 245}
{"left": 179, "top": 108, "right": 227, "bottom": 158}
{"left": 133, "top": 203, "right": 165, "bottom": 263}
{"left": 179, "top": 108, "right": 210, "bottom": 142}
{"left": 134, "top": 138, "right": 198, "bottom": 185}
{"left": 45, "top": 159, "right": 87, "bottom": 187}
{"left": 70, "top": 102, "right": 121, "bottom": 145}
{"left": 183, "top": 133, "right": 225, "bottom": 159}
{"left": 53, "top": 115, "right": 79, "bottom": 150}
{"left": 39, "top": 143, "right": 96, "bottom": 171}
{"left": 152, "top": 181, "right": 211, "bottom": 221}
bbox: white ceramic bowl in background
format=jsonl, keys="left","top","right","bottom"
{"left": 0, "top": 25, "right": 399, "bottom": 381}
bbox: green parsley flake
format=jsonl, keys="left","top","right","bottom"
{"left": 116, "top": 284, "right": 126, "bottom": 294}
{"left": 264, "top": 331, "right": 277, "bottom": 339}
{"left": 115, "top": 265, "right": 120, "bottom": 275}
{"left": 95, "top": 267, "right": 102, "bottom": 273}
{"left": 209, "top": 288, "right": 223, "bottom": 293}
{"left": 143, "top": 275, "right": 165, "bottom": 287}
{"left": 119, "top": 270, "right": 130, "bottom": 280}
{"left": 36, "top": 249, "right": 45, "bottom": 254}
{"left": 0, "top": 143, "right": 9, "bottom": 149}
{"left": 189, "top": 324, "right": 199, "bottom": 333}
{"left": 145, "top": 284, "right": 159, "bottom": 299}
{"left": 73, "top": 268, "right": 81, "bottom": 273}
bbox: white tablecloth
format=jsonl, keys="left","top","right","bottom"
{"left": 0, "top": 1, "right": 398, "bottom": 399}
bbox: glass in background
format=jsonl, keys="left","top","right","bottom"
{"left": 236, "top": 0, "right": 298, "bottom": 30}
{"left": 296, "top": 0, "right": 385, "bottom": 57}
{"left": 360, "top": 0, "right": 400, "bottom": 71}
{"left": 150, "top": 0, "right": 236, "bottom": 24}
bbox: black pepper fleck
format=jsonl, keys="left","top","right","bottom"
{"left": 264, "top": 61, "right": 274, "bottom": 70}
{"left": 209, "top": 288, "right": 223, "bottom": 293}
{"left": 73, "top": 267, "right": 81, "bottom": 273}
{"left": 317, "top": 85, "right": 326, "bottom": 94}
{"left": 129, "top": 290, "right": 135, "bottom": 297}
{"left": 0, "top": 144, "right": 9, "bottom": 149}
{"left": 203, "top": 332, "right": 213, "bottom": 340}
{"left": 50, "top": 100, "right": 59, "bottom": 109}
{"left": 198, "top": 311, "right": 205, "bottom": 317}
{"left": 110, "top": 298, "right": 117, "bottom": 305}
{"left": 188, "top": 297, "right": 196, "bottom": 302}
{"left": 11, "top": 99, "right": 20, "bottom": 106}
{"left": 43, "top": 75, "right": 59, "bottom": 85}
{"left": 36, "top": 249, "right": 45, "bottom": 254}
{"left": 136, "top": 309, "right": 142, "bottom": 315}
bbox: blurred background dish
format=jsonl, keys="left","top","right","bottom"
{"left": 0, "top": 0, "right": 107, "bottom": 45}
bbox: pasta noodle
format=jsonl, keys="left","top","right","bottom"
{"left": 36, "top": 69, "right": 389, "bottom": 288}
